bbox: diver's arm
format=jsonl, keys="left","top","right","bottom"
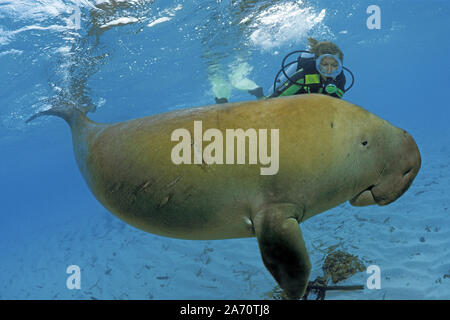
{"left": 338, "top": 73, "right": 346, "bottom": 97}
{"left": 338, "top": 73, "right": 346, "bottom": 90}
{"left": 269, "top": 70, "right": 307, "bottom": 98}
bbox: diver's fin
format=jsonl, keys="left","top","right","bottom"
{"left": 248, "top": 86, "right": 264, "bottom": 99}
{"left": 253, "top": 203, "right": 311, "bottom": 300}
{"left": 214, "top": 97, "right": 228, "bottom": 104}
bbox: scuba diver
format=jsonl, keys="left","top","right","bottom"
{"left": 248, "top": 37, "right": 354, "bottom": 101}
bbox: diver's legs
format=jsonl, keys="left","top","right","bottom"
{"left": 229, "top": 60, "right": 264, "bottom": 99}
{"left": 208, "top": 64, "right": 232, "bottom": 104}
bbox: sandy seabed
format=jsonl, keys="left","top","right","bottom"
{"left": 1, "top": 135, "right": 449, "bottom": 300}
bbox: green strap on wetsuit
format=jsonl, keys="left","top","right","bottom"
{"left": 278, "top": 71, "right": 344, "bottom": 98}
{"left": 279, "top": 71, "right": 321, "bottom": 97}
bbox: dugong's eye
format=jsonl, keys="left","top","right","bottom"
{"left": 362, "top": 141, "right": 368, "bottom": 146}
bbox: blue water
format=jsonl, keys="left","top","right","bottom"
{"left": 0, "top": 0, "right": 449, "bottom": 300}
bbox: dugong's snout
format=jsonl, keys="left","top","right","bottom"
{"left": 351, "top": 130, "right": 421, "bottom": 207}
{"left": 372, "top": 130, "right": 421, "bottom": 205}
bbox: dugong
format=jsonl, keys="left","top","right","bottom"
{"left": 28, "top": 94, "right": 421, "bottom": 299}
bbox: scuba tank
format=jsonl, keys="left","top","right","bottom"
{"left": 266, "top": 51, "right": 313, "bottom": 97}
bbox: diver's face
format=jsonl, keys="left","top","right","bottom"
{"left": 319, "top": 56, "right": 339, "bottom": 75}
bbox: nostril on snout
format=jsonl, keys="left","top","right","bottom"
{"left": 403, "top": 168, "right": 412, "bottom": 176}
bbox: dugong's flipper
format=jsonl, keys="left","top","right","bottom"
{"left": 254, "top": 204, "right": 311, "bottom": 300}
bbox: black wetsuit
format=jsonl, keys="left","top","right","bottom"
{"left": 269, "top": 56, "right": 346, "bottom": 99}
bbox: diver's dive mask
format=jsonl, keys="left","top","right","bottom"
{"left": 316, "top": 54, "right": 343, "bottom": 80}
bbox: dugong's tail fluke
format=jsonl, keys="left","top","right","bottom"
{"left": 26, "top": 104, "right": 86, "bottom": 127}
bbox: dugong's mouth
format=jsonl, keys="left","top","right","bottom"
{"left": 349, "top": 129, "right": 421, "bottom": 207}
{"left": 349, "top": 186, "right": 376, "bottom": 206}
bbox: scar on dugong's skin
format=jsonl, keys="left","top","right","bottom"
{"left": 27, "top": 94, "right": 421, "bottom": 299}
